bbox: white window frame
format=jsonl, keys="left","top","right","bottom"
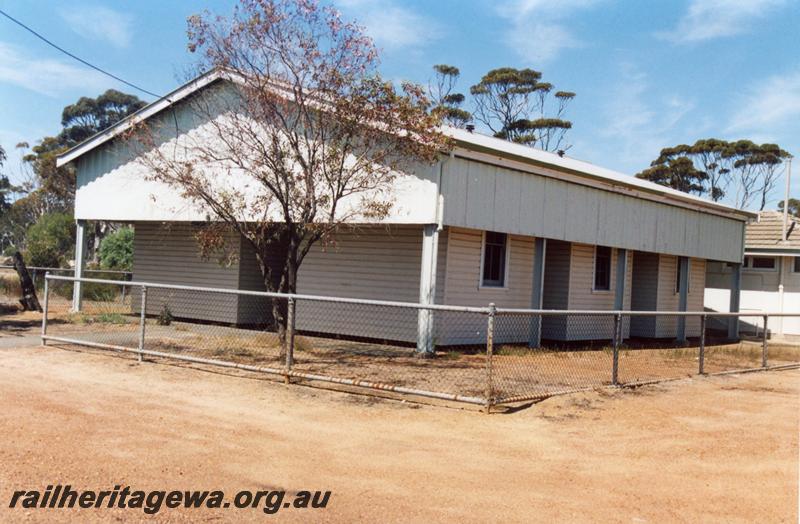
{"left": 592, "top": 245, "right": 613, "bottom": 293}
{"left": 792, "top": 257, "right": 800, "bottom": 274}
{"left": 479, "top": 230, "right": 510, "bottom": 290}
{"left": 745, "top": 255, "right": 777, "bottom": 272}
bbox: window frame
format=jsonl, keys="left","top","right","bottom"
{"left": 592, "top": 245, "right": 612, "bottom": 292}
{"left": 479, "top": 231, "right": 510, "bottom": 289}
{"left": 745, "top": 255, "right": 777, "bottom": 272}
{"left": 793, "top": 257, "right": 800, "bottom": 273}
{"left": 674, "top": 257, "right": 691, "bottom": 295}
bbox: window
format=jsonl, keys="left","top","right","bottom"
{"left": 481, "top": 232, "right": 507, "bottom": 287}
{"left": 794, "top": 257, "right": 800, "bottom": 273}
{"left": 745, "top": 256, "right": 776, "bottom": 270}
{"left": 593, "top": 246, "right": 611, "bottom": 291}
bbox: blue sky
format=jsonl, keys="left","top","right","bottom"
{"left": 1, "top": 0, "right": 798, "bottom": 208}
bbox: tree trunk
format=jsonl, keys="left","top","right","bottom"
{"left": 12, "top": 252, "right": 42, "bottom": 312}
{"left": 270, "top": 261, "right": 298, "bottom": 359}
{"left": 253, "top": 227, "right": 301, "bottom": 360}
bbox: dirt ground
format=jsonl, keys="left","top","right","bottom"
{"left": 0, "top": 342, "right": 797, "bottom": 523}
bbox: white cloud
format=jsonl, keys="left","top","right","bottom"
{"left": 596, "top": 64, "right": 695, "bottom": 170}
{"left": 0, "top": 42, "right": 109, "bottom": 97}
{"left": 60, "top": 5, "right": 134, "bottom": 48}
{"left": 659, "top": 0, "right": 787, "bottom": 43}
{"left": 496, "top": 0, "right": 601, "bottom": 63}
{"left": 334, "top": 0, "right": 442, "bottom": 51}
{"left": 726, "top": 69, "right": 800, "bottom": 137}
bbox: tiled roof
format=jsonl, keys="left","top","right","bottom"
{"left": 746, "top": 211, "right": 800, "bottom": 249}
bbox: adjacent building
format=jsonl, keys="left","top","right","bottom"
{"left": 706, "top": 211, "right": 800, "bottom": 335}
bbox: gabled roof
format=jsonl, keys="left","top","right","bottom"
{"left": 745, "top": 210, "right": 800, "bottom": 253}
{"left": 56, "top": 71, "right": 755, "bottom": 221}
{"left": 56, "top": 69, "right": 226, "bottom": 167}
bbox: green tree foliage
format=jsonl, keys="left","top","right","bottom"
{"left": 60, "top": 90, "right": 146, "bottom": 144}
{"left": 98, "top": 227, "right": 134, "bottom": 270}
{"left": 0, "top": 145, "right": 13, "bottom": 215}
{"left": 428, "top": 64, "right": 472, "bottom": 128}
{"left": 21, "top": 90, "right": 146, "bottom": 212}
{"left": 637, "top": 138, "right": 791, "bottom": 209}
{"left": 1, "top": 91, "right": 146, "bottom": 255}
{"left": 0, "top": 190, "right": 48, "bottom": 253}
{"left": 636, "top": 157, "right": 708, "bottom": 195}
{"left": 24, "top": 212, "right": 76, "bottom": 268}
{"left": 469, "top": 67, "right": 574, "bottom": 152}
{"left": 777, "top": 198, "right": 800, "bottom": 217}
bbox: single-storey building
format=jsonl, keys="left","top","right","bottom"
{"left": 706, "top": 210, "right": 800, "bottom": 335}
{"left": 57, "top": 71, "right": 754, "bottom": 351}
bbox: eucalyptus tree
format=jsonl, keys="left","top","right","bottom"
{"left": 469, "top": 67, "right": 574, "bottom": 152}
{"left": 637, "top": 138, "right": 790, "bottom": 209}
{"left": 428, "top": 64, "right": 471, "bottom": 128}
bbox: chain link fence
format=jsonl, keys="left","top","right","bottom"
{"left": 0, "top": 265, "right": 131, "bottom": 308}
{"left": 38, "top": 275, "right": 800, "bottom": 411}
{"left": 488, "top": 310, "right": 799, "bottom": 405}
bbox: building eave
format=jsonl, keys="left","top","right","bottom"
{"left": 445, "top": 128, "right": 755, "bottom": 222}
{"left": 744, "top": 248, "right": 800, "bottom": 257}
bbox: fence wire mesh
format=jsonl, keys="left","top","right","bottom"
{"left": 490, "top": 313, "right": 617, "bottom": 402}
{"left": 34, "top": 275, "right": 800, "bottom": 409}
{"left": 0, "top": 266, "right": 130, "bottom": 310}
{"left": 46, "top": 277, "right": 139, "bottom": 349}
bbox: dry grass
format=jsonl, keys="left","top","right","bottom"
{"left": 0, "top": 271, "right": 21, "bottom": 302}
{"left": 7, "top": 301, "right": 799, "bottom": 403}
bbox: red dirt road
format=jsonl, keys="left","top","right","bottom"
{"left": 0, "top": 344, "right": 797, "bottom": 522}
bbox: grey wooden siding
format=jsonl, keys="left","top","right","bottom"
{"left": 440, "top": 156, "right": 745, "bottom": 263}
{"left": 438, "top": 227, "right": 535, "bottom": 345}
{"left": 541, "top": 240, "right": 570, "bottom": 340}
{"left": 652, "top": 256, "right": 705, "bottom": 338}
{"left": 292, "top": 225, "right": 424, "bottom": 342}
{"left": 131, "top": 223, "right": 448, "bottom": 344}
{"left": 630, "top": 254, "right": 705, "bottom": 338}
{"left": 630, "top": 251, "right": 660, "bottom": 337}
{"left": 236, "top": 236, "right": 286, "bottom": 325}
{"left": 131, "top": 222, "right": 241, "bottom": 323}
{"left": 563, "top": 245, "right": 632, "bottom": 340}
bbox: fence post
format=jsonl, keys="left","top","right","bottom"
{"left": 138, "top": 286, "right": 147, "bottom": 363}
{"left": 612, "top": 313, "right": 621, "bottom": 386}
{"left": 285, "top": 296, "right": 296, "bottom": 384}
{"left": 485, "top": 303, "right": 496, "bottom": 414}
{"left": 40, "top": 273, "right": 50, "bottom": 345}
{"left": 699, "top": 315, "right": 706, "bottom": 375}
{"left": 762, "top": 315, "right": 768, "bottom": 368}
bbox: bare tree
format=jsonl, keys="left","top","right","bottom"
{"left": 127, "top": 0, "right": 446, "bottom": 349}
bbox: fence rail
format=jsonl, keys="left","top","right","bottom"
{"left": 34, "top": 275, "right": 800, "bottom": 412}
{"left": 0, "top": 265, "right": 132, "bottom": 304}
